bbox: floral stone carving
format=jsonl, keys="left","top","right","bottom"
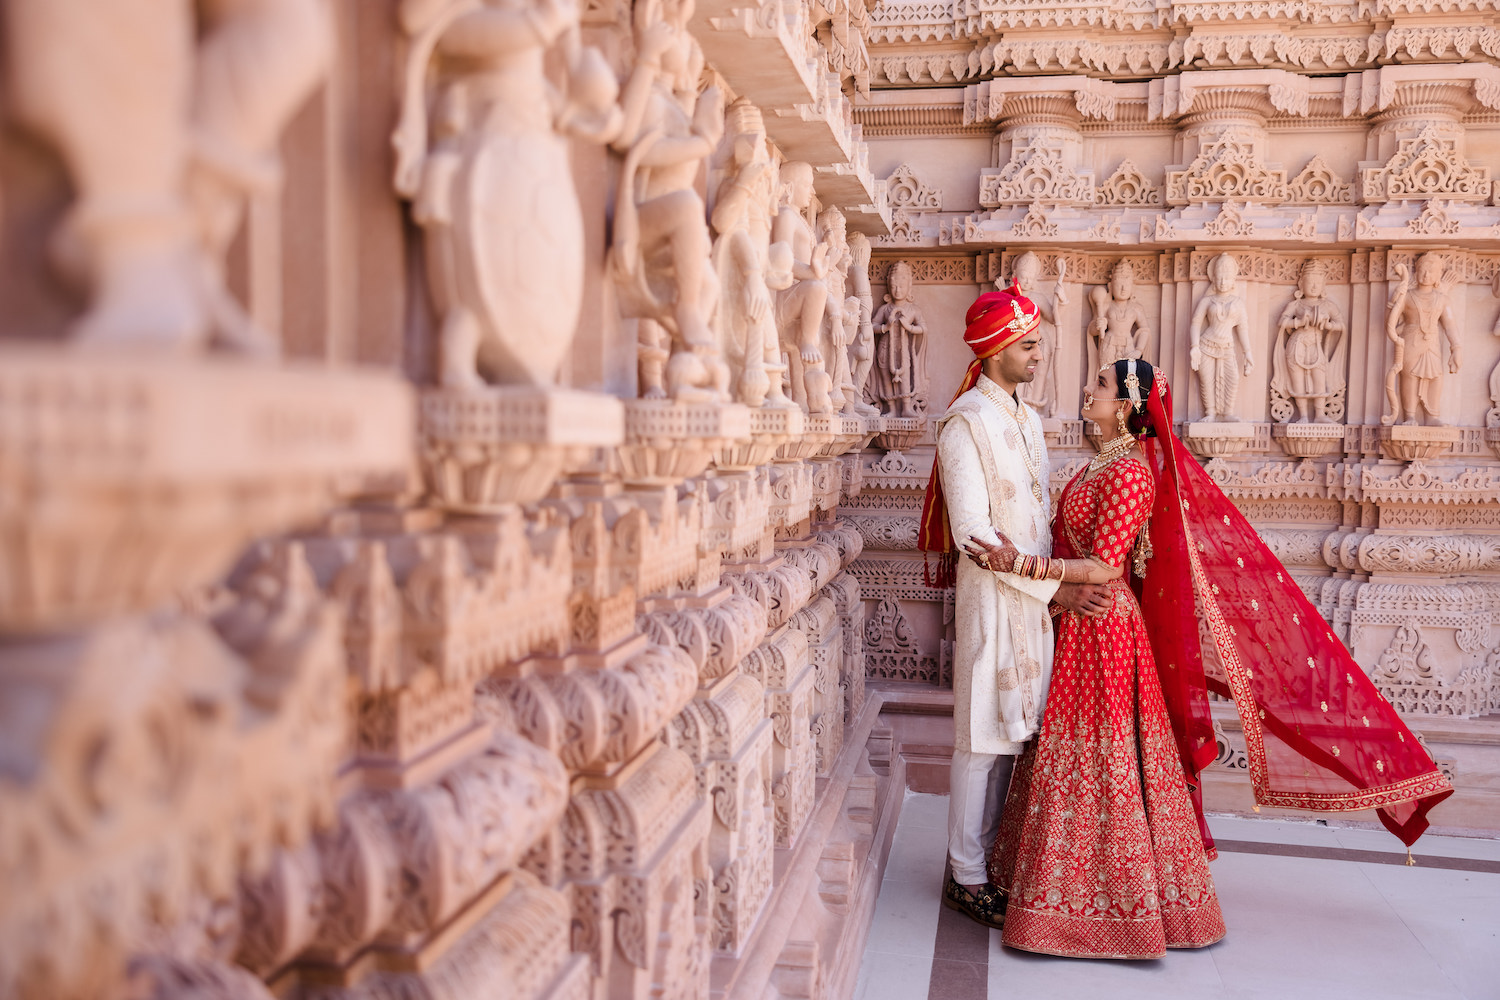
{"left": 1165, "top": 131, "right": 1288, "bottom": 206}
{"left": 1095, "top": 159, "right": 1162, "bottom": 207}
{"left": 979, "top": 137, "right": 1094, "bottom": 208}
{"left": 1360, "top": 125, "right": 1492, "bottom": 204}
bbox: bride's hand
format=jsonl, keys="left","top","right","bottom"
{"left": 966, "top": 533, "right": 1020, "bottom": 572}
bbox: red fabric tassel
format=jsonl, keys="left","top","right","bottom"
{"left": 922, "top": 550, "right": 957, "bottom": 590}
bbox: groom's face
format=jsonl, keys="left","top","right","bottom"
{"left": 993, "top": 333, "right": 1042, "bottom": 387}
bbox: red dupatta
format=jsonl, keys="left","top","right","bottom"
{"left": 1135, "top": 372, "right": 1453, "bottom": 849}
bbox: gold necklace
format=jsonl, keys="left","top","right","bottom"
{"left": 1087, "top": 433, "right": 1137, "bottom": 477}
{"left": 977, "top": 379, "right": 1045, "bottom": 503}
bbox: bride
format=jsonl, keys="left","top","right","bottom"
{"left": 968, "top": 358, "right": 1453, "bottom": 960}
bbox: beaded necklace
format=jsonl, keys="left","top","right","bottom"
{"left": 977, "top": 378, "right": 1044, "bottom": 503}
{"left": 1086, "top": 432, "right": 1138, "bottom": 477}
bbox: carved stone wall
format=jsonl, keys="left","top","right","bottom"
{"left": 7, "top": 2, "right": 1500, "bottom": 1000}
{"left": 852, "top": 2, "right": 1500, "bottom": 837}
{"left": 0, "top": 1, "right": 905, "bottom": 999}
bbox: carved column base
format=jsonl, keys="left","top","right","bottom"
{"left": 420, "top": 386, "right": 623, "bottom": 511}
{"left": 618, "top": 400, "right": 751, "bottom": 486}
{"left": 1183, "top": 421, "right": 1257, "bottom": 458}
{"left": 668, "top": 672, "right": 776, "bottom": 956}
{"left": 565, "top": 742, "right": 712, "bottom": 999}
{"left": 815, "top": 414, "right": 876, "bottom": 458}
{"left": 874, "top": 416, "right": 925, "bottom": 452}
{"left": 810, "top": 458, "right": 844, "bottom": 512}
{"left": 767, "top": 461, "right": 815, "bottom": 531}
{"left": 1379, "top": 425, "right": 1459, "bottom": 463}
{"left": 1274, "top": 422, "right": 1346, "bottom": 458}
{"left": 741, "top": 628, "right": 817, "bottom": 848}
{"left": 701, "top": 471, "right": 775, "bottom": 563}
{"left": 0, "top": 346, "right": 412, "bottom": 631}
{"left": 719, "top": 405, "right": 805, "bottom": 471}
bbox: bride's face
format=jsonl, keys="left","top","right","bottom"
{"left": 1081, "top": 364, "right": 1126, "bottom": 430}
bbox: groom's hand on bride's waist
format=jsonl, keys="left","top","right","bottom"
{"left": 1054, "top": 582, "right": 1110, "bottom": 618}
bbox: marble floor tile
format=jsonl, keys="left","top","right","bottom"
{"left": 899, "top": 791, "right": 951, "bottom": 832}
{"left": 1357, "top": 862, "right": 1500, "bottom": 1000}
{"left": 856, "top": 794, "right": 1500, "bottom": 1000}
{"left": 1207, "top": 852, "right": 1463, "bottom": 1000}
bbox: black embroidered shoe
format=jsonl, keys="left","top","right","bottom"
{"left": 941, "top": 873, "right": 1007, "bottom": 929}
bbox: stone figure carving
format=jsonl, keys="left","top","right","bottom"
{"left": 7, "top": 0, "right": 332, "bottom": 353}
{"left": 846, "top": 232, "right": 878, "bottom": 414}
{"left": 1189, "top": 254, "right": 1254, "bottom": 422}
{"left": 1086, "top": 260, "right": 1152, "bottom": 373}
{"left": 817, "top": 208, "right": 858, "bottom": 414}
{"left": 710, "top": 99, "right": 794, "bottom": 409}
{"left": 773, "top": 162, "right": 833, "bottom": 413}
{"left": 394, "top": 0, "right": 622, "bottom": 388}
{"left": 1383, "top": 253, "right": 1461, "bottom": 426}
{"left": 870, "top": 261, "right": 928, "bottom": 418}
{"left": 1011, "top": 252, "right": 1068, "bottom": 418}
{"left": 1271, "top": 260, "right": 1347, "bottom": 423}
{"left": 611, "top": 0, "right": 728, "bottom": 401}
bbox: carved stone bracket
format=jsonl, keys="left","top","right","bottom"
{"left": 1273, "top": 423, "right": 1346, "bottom": 458}
{"left": 719, "top": 405, "right": 807, "bottom": 471}
{"left": 618, "top": 400, "right": 752, "bottom": 487}
{"left": 420, "top": 386, "right": 623, "bottom": 511}
{"left": 1183, "top": 421, "right": 1257, "bottom": 459}
{"left": 1379, "top": 425, "right": 1460, "bottom": 463}
{"left": 0, "top": 348, "right": 413, "bottom": 632}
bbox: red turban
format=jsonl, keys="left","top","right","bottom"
{"left": 918, "top": 282, "right": 1041, "bottom": 586}
{"left": 963, "top": 285, "right": 1041, "bottom": 360}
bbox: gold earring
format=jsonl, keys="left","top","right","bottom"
{"left": 1116, "top": 407, "right": 1130, "bottom": 437}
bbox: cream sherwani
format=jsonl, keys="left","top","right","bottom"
{"left": 937, "top": 375, "right": 1059, "bottom": 885}
{"left": 938, "top": 376, "right": 1059, "bottom": 753}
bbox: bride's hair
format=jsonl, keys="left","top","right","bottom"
{"left": 1111, "top": 358, "right": 1159, "bottom": 438}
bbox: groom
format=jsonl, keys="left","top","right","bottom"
{"left": 920, "top": 283, "right": 1110, "bottom": 928}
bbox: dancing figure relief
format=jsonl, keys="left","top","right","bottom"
{"left": 611, "top": 0, "right": 728, "bottom": 402}
{"left": 1189, "top": 254, "right": 1254, "bottom": 422}
{"left": 1011, "top": 252, "right": 1067, "bottom": 419}
{"left": 1270, "top": 260, "right": 1347, "bottom": 424}
{"left": 1087, "top": 260, "right": 1152, "bottom": 372}
{"left": 870, "top": 261, "right": 929, "bottom": 418}
{"left": 395, "top": 0, "right": 622, "bottom": 388}
{"left": 1383, "top": 253, "right": 1461, "bottom": 427}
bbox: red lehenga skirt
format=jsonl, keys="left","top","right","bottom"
{"left": 989, "top": 459, "right": 1226, "bottom": 959}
